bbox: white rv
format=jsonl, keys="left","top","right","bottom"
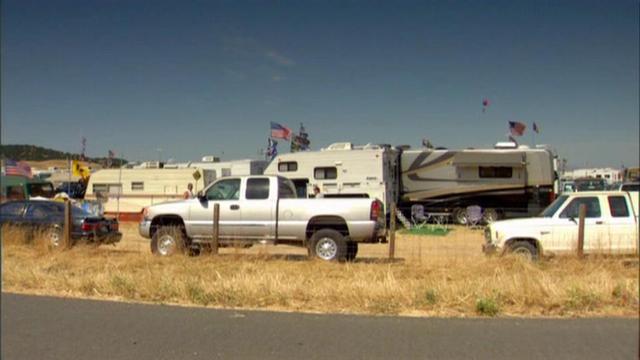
{"left": 263, "top": 143, "right": 400, "bottom": 212}
{"left": 85, "top": 168, "right": 212, "bottom": 221}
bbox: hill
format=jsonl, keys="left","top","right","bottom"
{"left": 1, "top": 144, "right": 127, "bottom": 166}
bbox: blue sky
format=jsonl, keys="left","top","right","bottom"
{"left": 2, "top": 0, "right": 638, "bottom": 168}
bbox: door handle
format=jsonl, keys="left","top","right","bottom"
{"left": 595, "top": 221, "right": 603, "bottom": 225}
{"left": 230, "top": 205, "right": 240, "bottom": 210}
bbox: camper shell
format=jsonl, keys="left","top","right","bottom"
{"left": 263, "top": 143, "right": 400, "bottom": 212}
{"left": 1, "top": 175, "right": 55, "bottom": 202}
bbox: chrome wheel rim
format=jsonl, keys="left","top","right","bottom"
{"left": 455, "top": 210, "right": 468, "bottom": 225}
{"left": 315, "top": 237, "right": 338, "bottom": 260}
{"left": 49, "top": 228, "right": 61, "bottom": 247}
{"left": 513, "top": 247, "right": 533, "bottom": 260}
{"left": 483, "top": 209, "right": 498, "bottom": 223}
{"left": 157, "top": 234, "right": 176, "bottom": 256}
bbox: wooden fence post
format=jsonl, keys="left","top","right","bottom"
{"left": 212, "top": 203, "right": 220, "bottom": 255}
{"left": 63, "top": 199, "right": 72, "bottom": 249}
{"left": 389, "top": 203, "right": 396, "bottom": 260}
{"left": 577, "top": 204, "right": 586, "bottom": 257}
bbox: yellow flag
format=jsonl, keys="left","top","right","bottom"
{"left": 72, "top": 160, "right": 82, "bottom": 177}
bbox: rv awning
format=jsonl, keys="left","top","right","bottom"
{"left": 452, "top": 152, "right": 524, "bottom": 167}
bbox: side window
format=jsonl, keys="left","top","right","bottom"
{"left": 206, "top": 179, "right": 241, "bottom": 200}
{"left": 608, "top": 196, "right": 629, "bottom": 217}
{"left": 7, "top": 186, "right": 25, "bottom": 200}
{"left": 93, "top": 184, "right": 108, "bottom": 193}
{"left": 278, "top": 178, "right": 297, "bottom": 199}
{"left": 560, "top": 197, "right": 601, "bottom": 218}
{"left": 278, "top": 162, "right": 298, "bottom": 172}
{"left": 27, "top": 203, "right": 61, "bottom": 220}
{"left": 314, "top": 167, "right": 337, "bottom": 180}
{"left": 479, "top": 167, "right": 513, "bottom": 178}
{"left": 131, "top": 182, "right": 144, "bottom": 191}
{"left": 0, "top": 202, "right": 26, "bottom": 216}
{"left": 246, "top": 178, "right": 270, "bottom": 200}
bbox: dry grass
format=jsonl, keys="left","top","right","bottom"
{"left": 2, "top": 224, "right": 638, "bottom": 317}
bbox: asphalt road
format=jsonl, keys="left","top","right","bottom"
{"left": 2, "top": 293, "right": 638, "bottom": 360}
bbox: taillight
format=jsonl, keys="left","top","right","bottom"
{"left": 81, "top": 222, "right": 97, "bottom": 231}
{"left": 370, "top": 200, "right": 382, "bottom": 221}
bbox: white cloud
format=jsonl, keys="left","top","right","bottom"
{"left": 265, "top": 50, "right": 295, "bottom": 66}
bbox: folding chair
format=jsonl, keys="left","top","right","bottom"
{"left": 466, "top": 205, "right": 483, "bottom": 229}
{"left": 411, "top": 204, "right": 428, "bottom": 228}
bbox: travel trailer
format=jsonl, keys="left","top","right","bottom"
{"left": 84, "top": 168, "right": 213, "bottom": 221}
{"left": 266, "top": 141, "right": 557, "bottom": 224}
{"left": 263, "top": 143, "right": 400, "bottom": 211}
{"left": 400, "top": 144, "right": 557, "bottom": 223}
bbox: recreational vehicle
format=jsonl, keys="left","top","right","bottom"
{"left": 85, "top": 168, "right": 213, "bottom": 221}
{"left": 266, "top": 141, "right": 557, "bottom": 224}
{"left": 400, "top": 145, "right": 557, "bottom": 223}
{"left": 263, "top": 143, "right": 400, "bottom": 211}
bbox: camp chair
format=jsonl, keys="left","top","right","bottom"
{"left": 411, "top": 204, "right": 428, "bottom": 228}
{"left": 466, "top": 205, "right": 483, "bottom": 229}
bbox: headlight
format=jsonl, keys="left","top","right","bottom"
{"left": 484, "top": 227, "right": 492, "bottom": 242}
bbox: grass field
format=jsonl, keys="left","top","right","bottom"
{"left": 2, "top": 223, "right": 638, "bottom": 317}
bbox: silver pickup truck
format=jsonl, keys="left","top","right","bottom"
{"left": 139, "top": 175, "right": 386, "bottom": 261}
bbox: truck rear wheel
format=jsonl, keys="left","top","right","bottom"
{"left": 453, "top": 208, "right": 468, "bottom": 225}
{"left": 151, "top": 226, "right": 186, "bottom": 256}
{"left": 309, "top": 229, "right": 348, "bottom": 261}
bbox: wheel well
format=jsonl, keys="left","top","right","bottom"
{"left": 306, "top": 216, "right": 349, "bottom": 240}
{"left": 505, "top": 238, "right": 541, "bottom": 253}
{"left": 150, "top": 215, "right": 185, "bottom": 238}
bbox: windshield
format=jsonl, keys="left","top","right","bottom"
{"left": 540, "top": 195, "right": 568, "bottom": 217}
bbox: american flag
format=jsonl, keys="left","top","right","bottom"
{"left": 3, "top": 159, "right": 32, "bottom": 178}
{"left": 270, "top": 122, "right": 292, "bottom": 140}
{"left": 508, "top": 121, "right": 526, "bottom": 137}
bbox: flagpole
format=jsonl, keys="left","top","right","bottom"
{"left": 117, "top": 153, "right": 122, "bottom": 221}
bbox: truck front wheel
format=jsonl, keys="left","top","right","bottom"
{"left": 151, "top": 226, "right": 186, "bottom": 256}
{"left": 309, "top": 229, "right": 348, "bottom": 261}
{"left": 508, "top": 240, "right": 539, "bottom": 261}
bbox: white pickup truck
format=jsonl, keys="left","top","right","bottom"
{"left": 483, "top": 191, "right": 639, "bottom": 259}
{"left": 139, "top": 175, "right": 386, "bottom": 261}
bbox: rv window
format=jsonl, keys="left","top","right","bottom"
{"left": 93, "top": 184, "right": 108, "bottom": 193}
{"left": 108, "top": 184, "right": 122, "bottom": 195}
{"left": 131, "top": 182, "right": 144, "bottom": 191}
{"left": 246, "top": 178, "right": 270, "bottom": 200}
{"left": 278, "top": 162, "right": 298, "bottom": 172}
{"left": 314, "top": 167, "right": 337, "bottom": 180}
{"left": 479, "top": 167, "right": 513, "bottom": 178}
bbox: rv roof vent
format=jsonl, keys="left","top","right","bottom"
{"left": 494, "top": 142, "right": 517, "bottom": 149}
{"left": 360, "top": 143, "right": 381, "bottom": 150}
{"left": 396, "top": 145, "right": 411, "bottom": 150}
{"left": 201, "top": 156, "right": 220, "bottom": 163}
{"left": 323, "top": 142, "right": 353, "bottom": 151}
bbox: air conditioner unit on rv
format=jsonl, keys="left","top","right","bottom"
{"left": 322, "top": 142, "right": 353, "bottom": 151}
{"left": 201, "top": 156, "right": 220, "bottom": 163}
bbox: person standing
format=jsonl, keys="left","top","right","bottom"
{"left": 312, "top": 185, "right": 323, "bottom": 198}
{"left": 183, "top": 183, "right": 194, "bottom": 199}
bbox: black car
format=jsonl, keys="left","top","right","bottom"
{"left": 0, "top": 200, "right": 121, "bottom": 247}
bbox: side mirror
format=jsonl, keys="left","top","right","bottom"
{"left": 569, "top": 217, "right": 578, "bottom": 224}
{"left": 197, "top": 191, "right": 205, "bottom": 200}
